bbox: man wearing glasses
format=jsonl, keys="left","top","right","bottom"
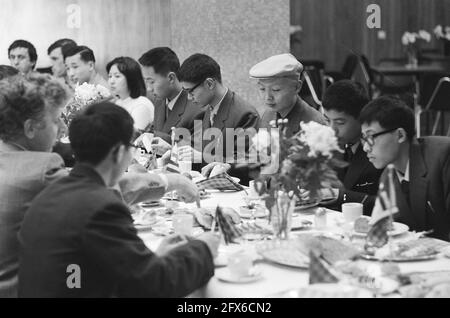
{"left": 176, "top": 53, "right": 260, "bottom": 185}
{"left": 360, "top": 96, "right": 450, "bottom": 241}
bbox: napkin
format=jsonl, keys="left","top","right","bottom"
{"left": 195, "top": 172, "right": 244, "bottom": 192}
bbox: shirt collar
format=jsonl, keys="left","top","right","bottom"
{"left": 0, "top": 141, "right": 28, "bottom": 151}
{"left": 208, "top": 88, "right": 228, "bottom": 117}
{"left": 166, "top": 89, "right": 183, "bottom": 111}
{"left": 396, "top": 160, "right": 410, "bottom": 182}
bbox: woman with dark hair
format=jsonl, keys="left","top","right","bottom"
{"left": 107, "top": 56, "right": 154, "bottom": 131}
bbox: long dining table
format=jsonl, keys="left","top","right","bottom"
{"left": 137, "top": 189, "right": 450, "bottom": 298}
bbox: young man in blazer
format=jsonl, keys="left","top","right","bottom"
{"left": 360, "top": 96, "right": 450, "bottom": 241}
{"left": 138, "top": 47, "right": 204, "bottom": 150}
{"left": 322, "top": 80, "right": 382, "bottom": 214}
{"left": 18, "top": 102, "right": 219, "bottom": 297}
{"left": 177, "top": 53, "right": 260, "bottom": 184}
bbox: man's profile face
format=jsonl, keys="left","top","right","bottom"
{"left": 256, "top": 78, "right": 299, "bottom": 114}
{"left": 361, "top": 121, "right": 400, "bottom": 169}
{"left": 28, "top": 106, "right": 64, "bottom": 152}
{"left": 65, "top": 53, "right": 93, "bottom": 85}
{"left": 141, "top": 65, "right": 171, "bottom": 100}
{"left": 9, "top": 47, "right": 34, "bottom": 75}
{"left": 324, "top": 109, "right": 361, "bottom": 147}
{"left": 49, "top": 47, "right": 66, "bottom": 78}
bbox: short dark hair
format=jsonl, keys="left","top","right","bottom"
{"left": 0, "top": 73, "right": 68, "bottom": 142}
{"left": 359, "top": 96, "right": 415, "bottom": 140}
{"left": 0, "top": 65, "right": 19, "bottom": 80}
{"left": 63, "top": 45, "right": 95, "bottom": 63}
{"left": 138, "top": 47, "right": 180, "bottom": 76}
{"left": 178, "top": 53, "right": 222, "bottom": 84}
{"left": 8, "top": 40, "right": 38, "bottom": 66}
{"left": 47, "top": 38, "right": 77, "bottom": 55}
{"left": 322, "top": 80, "right": 369, "bottom": 118}
{"left": 106, "top": 57, "right": 146, "bottom": 98}
{"left": 69, "top": 102, "right": 135, "bottom": 165}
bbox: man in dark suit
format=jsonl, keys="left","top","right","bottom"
{"left": 360, "top": 96, "right": 450, "bottom": 241}
{"left": 322, "top": 80, "right": 382, "bottom": 214}
{"left": 249, "top": 53, "right": 326, "bottom": 136}
{"left": 18, "top": 102, "right": 219, "bottom": 297}
{"left": 177, "top": 53, "right": 260, "bottom": 184}
{"left": 138, "top": 47, "right": 204, "bottom": 148}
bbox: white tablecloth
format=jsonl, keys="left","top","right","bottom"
{"left": 138, "top": 190, "right": 450, "bottom": 298}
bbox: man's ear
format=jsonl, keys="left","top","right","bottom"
{"left": 206, "top": 78, "right": 216, "bottom": 90}
{"left": 88, "top": 61, "right": 95, "bottom": 71}
{"left": 23, "top": 118, "right": 37, "bottom": 139}
{"left": 295, "top": 79, "right": 303, "bottom": 94}
{"left": 110, "top": 144, "right": 126, "bottom": 164}
{"left": 167, "top": 72, "right": 177, "bottom": 84}
{"left": 397, "top": 128, "right": 408, "bottom": 144}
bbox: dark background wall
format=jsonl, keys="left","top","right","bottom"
{"left": 291, "top": 0, "right": 450, "bottom": 71}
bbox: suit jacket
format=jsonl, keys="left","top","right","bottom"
{"left": 18, "top": 164, "right": 214, "bottom": 297}
{"left": 152, "top": 90, "right": 205, "bottom": 144}
{"left": 260, "top": 97, "right": 326, "bottom": 137}
{"left": 193, "top": 90, "right": 260, "bottom": 185}
{"left": 328, "top": 144, "right": 382, "bottom": 215}
{"left": 381, "top": 137, "right": 450, "bottom": 241}
{"left": 0, "top": 142, "right": 66, "bottom": 297}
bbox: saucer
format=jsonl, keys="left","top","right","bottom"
{"left": 216, "top": 267, "right": 263, "bottom": 284}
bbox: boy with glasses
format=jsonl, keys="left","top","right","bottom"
{"left": 360, "top": 96, "right": 450, "bottom": 241}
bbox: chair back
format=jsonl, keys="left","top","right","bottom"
{"left": 421, "top": 77, "right": 450, "bottom": 136}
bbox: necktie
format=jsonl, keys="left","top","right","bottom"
{"left": 165, "top": 103, "right": 170, "bottom": 121}
{"left": 400, "top": 180, "right": 411, "bottom": 207}
{"left": 344, "top": 144, "right": 354, "bottom": 162}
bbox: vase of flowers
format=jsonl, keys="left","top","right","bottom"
{"left": 250, "top": 120, "right": 346, "bottom": 240}
{"left": 401, "top": 30, "right": 431, "bottom": 68}
{"left": 62, "top": 82, "right": 111, "bottom": 126}
{"left": 433, "top": 25, "right": 450, "bottom": 56}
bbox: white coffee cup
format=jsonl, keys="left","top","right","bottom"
{"left": 342, "top": 203, "right": 363, "bottom": 223}
{"left": 227, "top": 251, "right": 253, "bottom": 278}
{"left": 172, "top": 213, "right": 193, "bottom": 235}
{"left": 178, "top": 160, "right": 192, "bottom": 174}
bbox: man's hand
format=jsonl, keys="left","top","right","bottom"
{"left": 151, "top": 137, "right": 172, "bottom": 156}
{"left": 155, "top": 234, "right": 189, "bottom": 256}
{"left": 177, "top": 145, "right": 202, "bottom": 162}
{"left": 196, "top": 232, "right": 220, "bottom": 258}
{"left": 201, "top": 162, "right": 231, "bottom": 178}
{"left": 165, "top": 173, "right": 200, "bottom": 203}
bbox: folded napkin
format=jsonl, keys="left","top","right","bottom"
{"left": 195, "top": 172, "right": 244, "bottom": 192}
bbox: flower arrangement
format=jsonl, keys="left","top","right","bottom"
{"left": 62, "top": 83, "right": 111, "bottom": 126}
{"left": 433, "top": 25, "right": 450, "bottom": 56}
{"left": 433, "top": 25, "right": 450, "bottom": 41}
{"left": 401, "top": 30, "right": 431, "bottom": 66}
{"left": 250, "top": 120, "right": 346, "bottom": 238}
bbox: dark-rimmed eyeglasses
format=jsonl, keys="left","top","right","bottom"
{"left": 360, "top": 128, "right": 398, "bottom": 147}
{"left": 183, "top": 81, "right": 204, "bottom": 95}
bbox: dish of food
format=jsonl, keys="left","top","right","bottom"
{"left": 352, "top": 221, "right": 409, "bottom": 237}
{"left": 361, "top": 240, "right": 439, "bottom": 262}
{"left": 216, "top": 267, "right": 263, "bottom": 284}
{"left": 256, "top": 240, "right": 309, "bottom": 268}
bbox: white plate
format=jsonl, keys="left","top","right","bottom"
{"left": 352, "top": 222, "right": 409, "bottom": 237}
{"left": 216, "top": 267, "right": 263, "bottom": 284}
{"left": 134, "top": 216, "right": 165, "bottom": 230}
{"left": 271, "top": 284, "right": 373, "bottom": 298}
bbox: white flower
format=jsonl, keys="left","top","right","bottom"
{"left": 434, "top": 25, "right": 444, "bottom": 38}
{"left": 401, "top": 32, "right": 410, "bottom": 46}
{"left": 96, "top": 84, "right": 111, "bottom": 99}
{"left": 251, "top": 128, "right": 278, "bottom": 153}
{"left": 298, "top": 121, "right": 340, "bottom": 158}
{"left": 74, "top": 83, "right": 111, "bottom": 106}
{"left": 418, "top": 30, "right": 431, "bottom": 42}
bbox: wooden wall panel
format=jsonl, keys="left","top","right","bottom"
{"left": 291, "top": 0, "right": 450, "bottom": 70}
{"left": 0, "top": 0, "right": 171, "bottom": 77}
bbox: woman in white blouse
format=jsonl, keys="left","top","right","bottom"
{"left": 107, "top": 57, "right": 154, "bottom": 131}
